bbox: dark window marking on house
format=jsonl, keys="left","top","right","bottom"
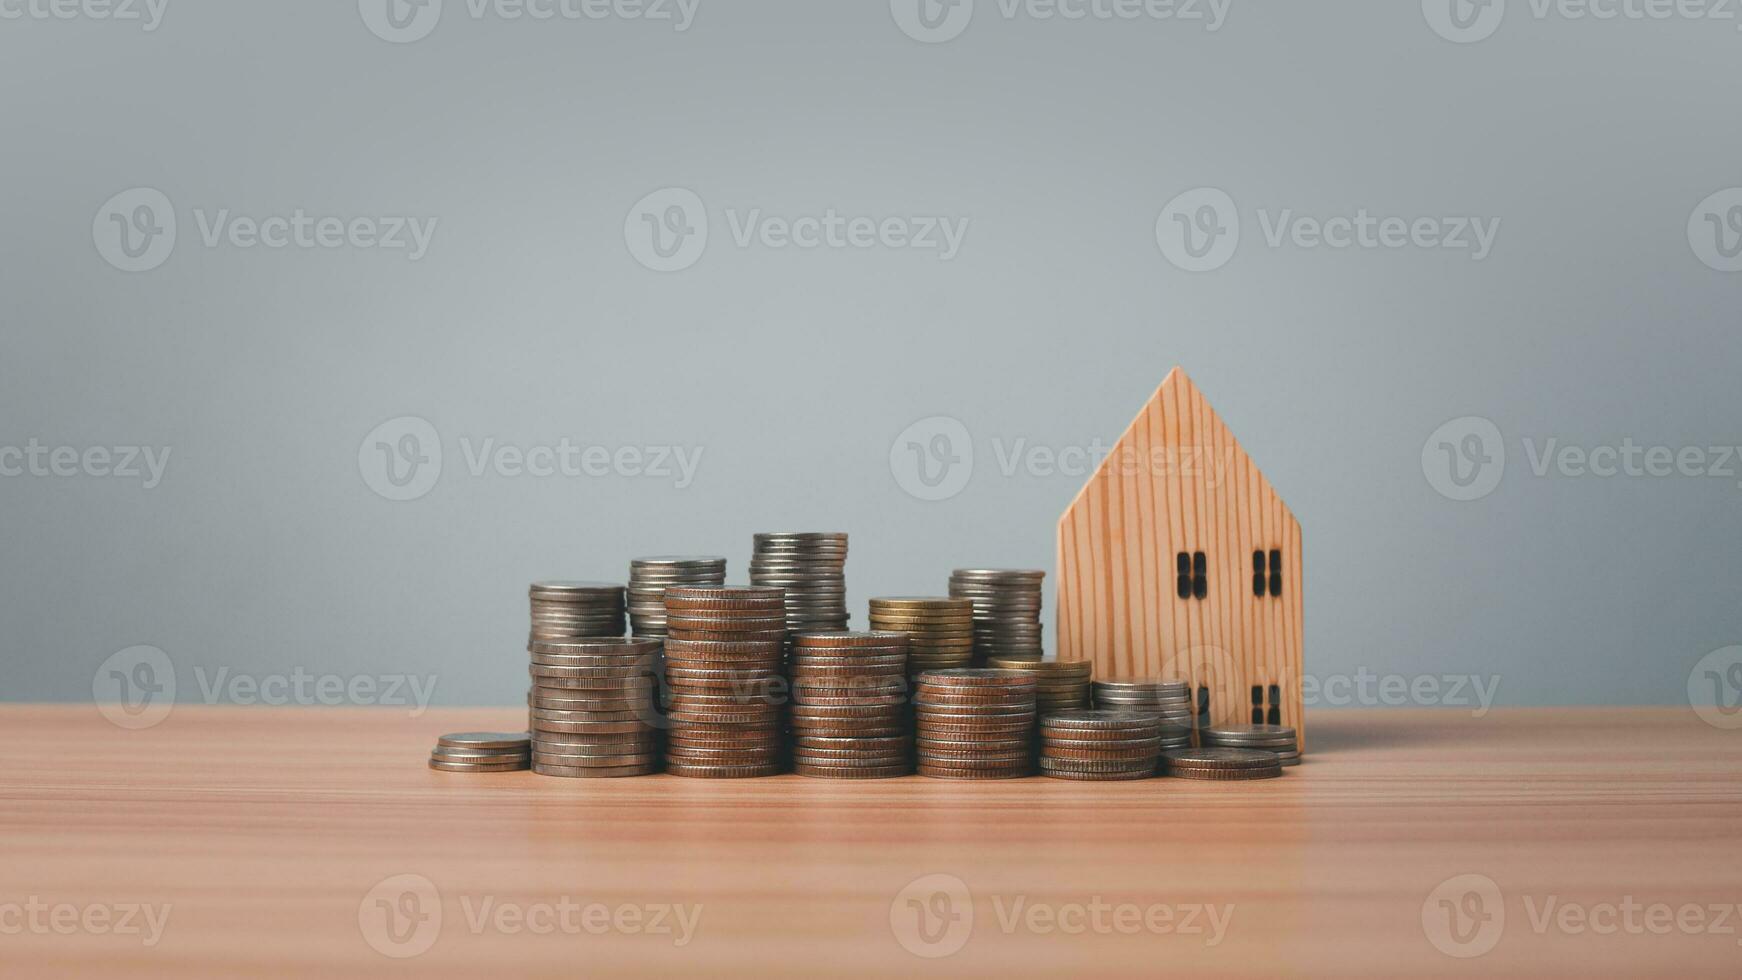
{"left": 1254, "top": 549, "right": 1285, "bottom": 598}
{"left": 1178, "top": 552, "right": 1209, "bottom": 600}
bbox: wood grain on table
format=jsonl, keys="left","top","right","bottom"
{"left": 1, "top": 706, "right": 1738, "bottom": 977}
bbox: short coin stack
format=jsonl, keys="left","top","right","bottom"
{"left": 1159, "top": 746, "right": 1284, "bottom": 780}
{"left": 528, "top": 581, "right": 626, "bottom": 641}
{"left": 988, "top": 657, "right": 1092, "bottom": 714}
{"left": 1093, "top": 678, "right": 1195, "bottom": 732}
{"left": 626, "top": 556, "right": 727, "bottom": 636}
{"left": 1157, "top": 722, "right": 1194, "bottom": 754}
{"left": 788, "top": 631, "right": 912, "bottom": 778}
{"left": 1038, "top": 710, "right": 1163, "bottom": 781}
{"left": 749, "top": 532, "right": 850, "bottom": 633}
{"left": 1200, "top": 723, "right": 1299, "bottom": 767}
{"left": 914, "top": 669, "right": 1037, "bottom": 779}
{"left": 949, "top": 569, "right": 1045, "bottom": 663}
{"left": 869, "top": 597, "right": 975, "bottom": 679}
{"left": 429, "top": 731, "right": 531, "bottom": 772}
{"left": 528, "top": 637, "right": 662, "bottom": 777}
{"left": 661, "top": 585, "right": 787, "bottom": 777}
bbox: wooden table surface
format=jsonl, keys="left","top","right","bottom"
{"left": 2, "top": 706, "right": 1738, "bottom": 977}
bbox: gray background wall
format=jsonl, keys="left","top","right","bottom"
{"left": 3, "top": 0, "right": 1739, "bottom": 710}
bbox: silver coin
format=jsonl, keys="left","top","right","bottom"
{"left": 531, "top": 745, "right": 662, "bottom": 763}
{"left": 436, "top": 731, "right": 530, "bottom": 750}
{"left": 430, "top": 747, "right": 531, "bottom": 761}
{"left": 1094, "top": 679, "right": 1190, "bottom": 693}
{"left": 429, "top": 758, "right": 530, "bottom": 772}
{"left": 532, "top": 735, "right": 661, "bottom": 752}
{"left": 753, "top": 534, "right": 847, "bottom": 547}
{"left": 1200, "top": 723, "right": 1297, "bottom": 743}
{"left": 527, "top": 608, "right": 626, "bottom": 620}
{"left": 528, "top": 689, "right": 655, "bottom": 705}
{"left": 531, "top": 721, "right": 660, "bottom": 736}
{"left": 530, "top": 636, "right": 659, "bottom": 653}
{"left": 531, "top": 762, "right": 658, "bottom": 777}
{"left": 530, "top": 580, "right": 625, "bottom": 594}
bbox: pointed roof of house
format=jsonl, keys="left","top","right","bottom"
{"left": 1059, "top": 366, "right": 1295, "bottom": 524}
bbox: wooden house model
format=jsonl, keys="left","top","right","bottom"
{"left": 1056, "top": 368, "right": 1304, "bottom": 748}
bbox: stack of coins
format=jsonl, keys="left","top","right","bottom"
{"left": 749, "top": 532, "right": 849, "bottom": 632}
{"left": 429, "top": 732, "right": 531, "bottom": 772}
{"left": 987, "top": 657, "right": 1092, "bottom": 714}
{"left": 869, "top": 597, "right": 975, "bottom": 679}
{"left": 948, "top": 569, "right": 1045, "bottom": 662}
{"left": 1201, "top": 723, "right": 1300, "bottom": 767}
{"left": 788, "top": 631, "right": 912, "bottom": 779}
{"left": 914, "top": 669, "right": 1037, "bottom": 779}
{"left": 528, "top": 637, "right": 662, "bottom": 777}
{"left": 1157, "top": 723, "right": 1194, "bottom": 753}
{"left": 661, "top": 586, "right": 786, "bottom": 777}
{"left": 626, "top": 556, "right": 727, "bottom": 636}
{"left": 1038, "top": 710, "right": 1163, "bottom": 781}
{"left": 1160, "top": 746, "right": 1284, "bottom": 781}
{"left": 528, "top": 581, "right": 626, "bottom": 641}
{"left": 1093, "top": 678, "right": 1195, "bottom": 731}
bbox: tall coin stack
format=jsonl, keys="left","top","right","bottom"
{"left": 661, "top": 586, "right": 787, "bottom": 778}
{"left": 948, "top": 569, "right": 1045, "bottom": 663}
{"left": 626, "top": 556, "right": 727, "bottom": 636}
{"left": 528, "top": 637, "right": 662, "bottom": 777}
{"left": 1093, "top": 678, "right": 1195, "bottom": 733}
{"left": 869, "top": 597, "right": 975, "bottom": 679}
{"left": 749, "top": 533, "right": 850, "bottom": 633}
{"left": 914, "top": 669, "right": 1037, "bottom": 779}
{"left": 1038, "top": 709, "right": 1163, "bottom": 781}
{"left": 788, "top": 631, "right": 912, "bottom": 779}
{"left": 987, "top": 657, "right": 1092, "bottom": 715}
{"left": 528, "top": 581, "right": 626, "bottom": 641}
{"left": 1200, "top": 723, "right": 1300, "bottom": 767}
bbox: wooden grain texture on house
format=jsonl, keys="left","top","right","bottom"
{"left": 1058, "top": 368, "right": 1304, "bottom": 746}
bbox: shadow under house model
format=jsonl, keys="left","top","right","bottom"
{"left": 1056, "top": 368, "right": 1304, "bottom": 750}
